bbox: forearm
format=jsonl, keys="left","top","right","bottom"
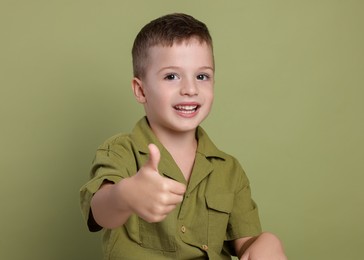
{"left": 90, "top": 180, "right": 132, "bottom": 229}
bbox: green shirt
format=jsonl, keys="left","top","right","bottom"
{"left": 80, "top": 117, "right": 261, "bottom": 259}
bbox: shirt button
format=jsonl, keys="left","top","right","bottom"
{"left": 201, "top": 245, "right": 208, "bottom": 251}
{"left": 181, "top": 225, "right": 186, "bottom": 233}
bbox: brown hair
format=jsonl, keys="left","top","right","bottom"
{"left": 132, "top": 13, "right": 213, "bottom": 78}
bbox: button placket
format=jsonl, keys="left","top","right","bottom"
{"left": 178, "top": 191, "right": 189, "bottom": 220}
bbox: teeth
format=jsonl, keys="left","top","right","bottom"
{"left": 175, "top": 105, "right": 198, "bottom": 111}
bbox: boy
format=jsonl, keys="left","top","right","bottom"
{"left": 80, "top": 13, "right": 286, "bottom": 259}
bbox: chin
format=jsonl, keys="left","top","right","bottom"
{"left": 175, "top": 118, "right": 204, "bottom": 132}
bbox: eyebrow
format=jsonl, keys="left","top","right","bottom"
{"left": 157, "top": 66, "right": 214, "bottom": 73}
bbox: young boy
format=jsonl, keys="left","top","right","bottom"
{"left": 80, "top": 13, "right": 286, "bottom": 259}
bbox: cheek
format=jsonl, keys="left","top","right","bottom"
{"left": 207, "top": 92, "right": 215, "bottom": 109}
{"left": 204, "top": 88, "right": 214, "bottom": 102}
{"left": 148, "top": 91, "right": 170, "bottom": 107}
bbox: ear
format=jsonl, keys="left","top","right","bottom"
{"left": 131, "top": 77, "right": 147, "bottom": 103}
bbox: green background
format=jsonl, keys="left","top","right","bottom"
{"left": 1, "top": 1, "right": 363, "bottom": 259}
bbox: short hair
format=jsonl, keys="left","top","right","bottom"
{"left": 132, "top": 13, "right": 213, "bottom": 78}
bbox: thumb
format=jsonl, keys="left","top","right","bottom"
{"left": 146, "top": 143, "right": 160, "bottom": 171}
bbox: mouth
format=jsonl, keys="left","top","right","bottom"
{"left": 174, "top": 104, "right": 200, "bottom": 114}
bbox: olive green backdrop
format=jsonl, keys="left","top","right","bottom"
{"left": 1, "top": 1, "right": 363, "bottom": 259}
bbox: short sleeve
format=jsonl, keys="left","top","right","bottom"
{"left": 79, "top": 142, "right": 135, "bottom": 232}
{"left": 226, "top": 161, "right": 262, "bottom": 240}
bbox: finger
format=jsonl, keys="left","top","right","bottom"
{"left": 146, "top": 143, "right": 160, "bottom": 171}
{"left": 165, "top": 193, "right": 185, "bottom": 206}
{"left": 152, "top": 203, "right": 178, "bottom": 215}
{"left": 165, "top": 179, "right": 186, "bottom": 195}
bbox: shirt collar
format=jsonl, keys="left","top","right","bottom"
{"left": 195, "top": 126, "right": 227, "bottom": 161}
{"left": 131, "top": 116, "right": 226, "bottom": 161}
{"left": 130, "top": 117, "right": 164, "bottom": 154}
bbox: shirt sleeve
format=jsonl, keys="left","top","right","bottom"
{"left": 79, "top": 142, "right": 134, "bottom": 232}
{"left": 226, "top": 159, "right": 262, "bottom": 240}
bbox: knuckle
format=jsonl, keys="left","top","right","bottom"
{"left": 150, "top": 204, "right": 164, "bottom": 215}
{"left": 160, "top": 181, "right": 170, "bottom": 191}
{"left": 159, "top": 194, "right": 170, "bottom": 204}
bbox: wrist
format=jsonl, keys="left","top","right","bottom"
{"left": 114, "top": 177, "right": 134, "bottom": 214}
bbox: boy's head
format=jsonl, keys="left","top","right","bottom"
{"left": 132, "top": 13, "right": 213, "bottom": 79}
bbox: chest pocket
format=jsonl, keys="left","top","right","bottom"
{"left": 206, "top": 193, "right": 234, "bottom": 252}
{"left": 138, "top": 216, "right": 177, "bottom": 252}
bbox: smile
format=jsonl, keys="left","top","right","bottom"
{"left": 174, "top": 105, "right": 199, "bottom": 114}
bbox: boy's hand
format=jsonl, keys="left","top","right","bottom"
{"left": 237, "top": 232, "right": 287, "bottom": 260}
{"left": 123, "top": 144, "right": 186, "bottom": 223}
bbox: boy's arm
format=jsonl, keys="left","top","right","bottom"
{"left": 90, "top": 144, "right": 186, "bottom": 229}
{"left": 90, "top": 181, "right": 132, "bottom": 229}
{"left": 233, "top": 232, "right": 287, "bottom": 260}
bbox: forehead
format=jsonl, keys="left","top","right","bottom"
{"left": 146, "top": 38, "right": 214, "bottom": 66}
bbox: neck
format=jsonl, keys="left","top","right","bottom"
{"left": 150, "top": 125, "right": 198, "bottom": 154}
{"left": 148, "top": 122, "right": 199, "bottom": 181}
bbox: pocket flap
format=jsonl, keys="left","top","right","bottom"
{"left": 205, "top": 193, "right": 234, "bottom": 213}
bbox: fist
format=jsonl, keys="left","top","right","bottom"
{"left": 126, "top": 144, "right": 186, "bottom": 223}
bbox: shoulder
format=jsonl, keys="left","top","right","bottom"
{"left": 91, "top": 133, "right": 138, "bottom": 173}
{"left": 210, "top": 149, "right": 246, "bottom": 178}
{"left": 197, "top": 126, "right": 244, "bottom": 167}
{"left": 96, "top": 117, "right": 151, "bottom": 156}
{"left": 100, "top": 132, "right": 132, "bottom": 147}
{"left": 197, "top": 128, "right": 249, "bottom": 186}
{"left": 97, "top": 133, "right": 134, "bottom": 154}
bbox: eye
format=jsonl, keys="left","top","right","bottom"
{"left": 196, "top": 74, "right": 210, "bottom": 81}
{"left": 164, "top": 73, "right": 179, "bottom": 80}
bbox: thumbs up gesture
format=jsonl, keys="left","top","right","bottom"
{"left": 124, "top": 144, "right": 186, "bottom": 223}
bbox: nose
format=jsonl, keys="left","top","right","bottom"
{"left": 180, "top": 79, "right": 198, "bottom": 96}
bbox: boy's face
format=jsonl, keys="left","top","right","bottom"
{"left": 132, "top": 38, "right": 214, "bottom": 137}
